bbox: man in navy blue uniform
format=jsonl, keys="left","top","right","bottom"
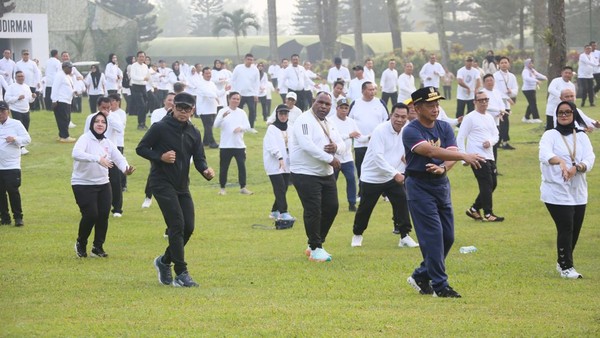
{"left": 403, "top": 87, "right": 485, "bottom": 298}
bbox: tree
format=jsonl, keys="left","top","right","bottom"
{"left": 547, "top": 0, "right": 566, "bottom": 80}
{"left": 432, "top": 0, "right": 450, "bottom": 66}
{"left": 316, "top": 0, "right": 339, "bottom": 60}
{"left": 267, "top": 0, "right": 279, "bottom": 61}
{"left": 461, "top": 0, "right": 521, "bottom": 49}
{"left": 353, "top": 0, "right": 364, "bottom": 63}
{"left": 212, "top": 9, "right": 260, "bottom": 62}
{"left": 189, "top": 0, "right": 224, "bottom": 36}
{"left": 0, "top": 0, "right": 15, "bottom": 18}
{"left": 97, "top": 0, "right": 162, "bottom": 42}
{"left": 387, "top": 0, "right": 403, "bottom": 54}
{"left": 532, "top": 0, "right": 548, "bottom": 72}
{"left": 292, "top": 0, "right": 318, "bottom": 35}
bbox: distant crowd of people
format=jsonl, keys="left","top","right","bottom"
{"left": 0, "top": 43, "right": 597, "bottom": 291}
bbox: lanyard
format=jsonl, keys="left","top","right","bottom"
{"left": 310, "top": 109, "right": 333, "bottom": 143}
{"left": 560, "top": 130, "right": 577, "bottom": 165}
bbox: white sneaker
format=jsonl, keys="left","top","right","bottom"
{"left": 521, "top": 117, "right": 529, "bottom": 123}
{"left": 240, "top": 187, "right": 254, "bottom": 195}
{"left": 141, "top": 198, "right": 152, "bottom": 208}
{"left": 351, "top": 235, "right": 363, "bottom": 247}
{"left": 218, "top": 188, "right": 226, "bottom": 195}
{"left": 531, "top": 119, "right": 543, "bottom": 123}
{"left": 69, "top": 121, "right": 76, "bottom": 128}
{"left": 248, "top": 128, "right": 258, "bottom": 134}
{"left": 112, "top": 212, "right": 122, "bottom": 218}
{"left": 269, "top": 211, "right": 280, "bottom": 219}
{"left": 382, "top": 196, "right": 389, "bottom": 202}
{"left": 560, "top": 267, "right": 583, "bottom": 279}
{"left": 399, "top": 235, "right": 419, "bottom": 248}
{"left": 309, "top": 248, "right": 332, "bottom": 262}
{"left": 556, "top": 263, "right": 561, "bottom": 273}
{"left": 21, "top": 147, "right": 29, "bottom": 155}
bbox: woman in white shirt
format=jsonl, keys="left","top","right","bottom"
{"left": 263, "top": 104, "right": 295, "bottom": 220}
{"left": 257, "top": 62, "right": 270, "bottom": 121}
{"left": 72, "top": 112, "right": 135, "bottom": 258}
{"left": 539, "top": 101, "right": 594, "bottom": 279}
{"left": 214, "top": 92, "right": 252, "bottom": 195}
{"left": 104, "top": 54, "right": 122, "bottom": 95}
{"left": 85, "top": 65, "right": 106, "bottom": 114}
{"left": 521, "top": 59, "right": 547, "bottom": 123}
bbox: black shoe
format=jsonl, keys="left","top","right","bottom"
{"left": 501, "top": 143, "right": 515, "bottom": 150}
{"left": 75, "top": 241, "right": 87, "bottom": 258}
{"left": 591, "top": 103, "right": 596, "bottom": 107}
{"left": 173, "top": 271, "right": 199, "bottom": 287}
{"left": 154, "top": 255, "right": 173, "bottom": 285}
{"left": 209, "top": 143, "right": 219, "bottom": 149}
{"left": 392, "top": 229, "right": 401, "bottom": 235}
{"left": 433, "top": 286, "right": 462, "bottom": 298}
{"left": 90, "top": 246, "right": 108, "bottom": 258}
{"left": 137, "top": 125, "right": 148, "bottom": 130}
{"left": 348, "top": 204, "right": 357, "bottom": 212}
{"left": 14, "top": 218, "right": 24, "bottom": 227}
{"left": 407, "top": 276, "right": 433, "bottom": 295}
{"left": 483, "top": 213, "right": 505, "bottom": 222}
{"left": 465, "top": 207, "right": 482, "bottom": 221}
{"left": 1, "top": 219, "right": 10, "bottom": 225}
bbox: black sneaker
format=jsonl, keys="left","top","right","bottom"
{"left": 483, "top": 213, "right": 505, "bottom": 222}
{"left": 407, "top": 276, "right": 433, "bottom": 295}
{"left": 75, "top": 241, "right": 87, "bottom": 258}
{"left": 91, "top": 247, "right": 108, "bottom": 258}
{"left": 348, "top": 204, "right": 357, "bottom": 212}
{"left": 14, "top": 218, "right": 24, "bottom": 227}
{"left": 501, "top": 143, "right": 516, "bottom": 150}
{"left": 154, "top": 255, "right": 173, "bottom": 285}
{"left": 392, "top": 229, "right": 401, "bottom": 235}
{"left": 172, "top": 271, "right": 199, "bottom": 287}
{"left": 433, "top": 286, "right": 462, "bottom": 298}
{"left": 465, "top": 207, "right": 482, "bottom": 221}
{"left": 0, "top": 219, "right": 10, "bottom": 225}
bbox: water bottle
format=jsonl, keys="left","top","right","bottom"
{"left": 459, "top": 246, "right": 477, "bottom": 254}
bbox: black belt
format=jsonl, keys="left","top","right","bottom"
{"left": 405, "top": 170, "right": 446, "bottom": 180}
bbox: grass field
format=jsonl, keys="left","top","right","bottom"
{"left": 1, "top": 86, "right": 599, "bottom": 336}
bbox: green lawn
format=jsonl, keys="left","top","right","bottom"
{"left": 1, "top": 87, "right": 599, "bottom": 336}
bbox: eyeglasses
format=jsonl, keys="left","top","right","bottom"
{"left": 175, "top": 104, "right": 193, "bottom": 114}
{"left": 476, "top": 98, "right": 489, "bottom": 103}
{"left": 557, "top": 110, "right": 573, "bottom": 117}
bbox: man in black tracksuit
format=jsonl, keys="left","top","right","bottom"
{"left": 136, "top": 92, "right": 215, "bottom": 288}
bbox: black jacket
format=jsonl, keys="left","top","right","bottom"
{"left": 136, "top": 112, "right": 209, "bottom": 192}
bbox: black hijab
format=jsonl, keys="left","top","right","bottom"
{"left": 554, "top": 101, "right": 586, "bottom": 136}
{"left": 172, "top": 61, "right": 180, "bottom": 79}
{"left": 273, "top": 109, "right": 288, "bottom": 131}
{"left": 89, "top": 112, "right": 107, "bottom": 140}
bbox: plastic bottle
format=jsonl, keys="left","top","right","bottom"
{"left": 459, "top": 246, "right": 477, "bottom": 254}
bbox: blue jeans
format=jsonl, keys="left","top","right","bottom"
{"left": 334, "top": 161, "right": 356, "bottom": 205}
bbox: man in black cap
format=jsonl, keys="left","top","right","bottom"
{"left": 403, "top": 86, "right": 485, "bottom": 298}
{"left": 136, "top": 92, "right": 215, "bottom": 288}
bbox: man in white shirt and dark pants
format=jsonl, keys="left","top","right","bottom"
{"left": 380, "top": 59, "right": 398, "bottom": 107}
{"left": 0, "top": 101, "right": 31, "bottom": 227}
{"left": 290, "top": 92, "right": 345, "bottom": 262}
{"left": 129, "top": 51, "right": 151, "bottom": 130}
{"left": 578, "top": 44, "right": 598, "bottom": 107}
{"left": 15, "top": 49, "right": 41, "bottom": 111}
{"left": 196, "top": 67, "right": 228, "bottom": 148}
{"left": 231, "top": 53, "right": 260, "bottom": 131}
{"left": 44, "top": 50, "right": 62, "bottom": 110}
{"left": 51, "top": 61, "right": 76, "bottom": 143}
{"left": 348, "top": 81, "right": 389, "bottom": 195}
{"left": 458, "top": 91, "right": 504, "bottom": 222}
{"left": 456, "top": 56, "right": 481, "bottom": 119}
{"left": 397, "top": 62, "right": 416, "bottom": 103}
{"left": 4, "top": 71, "right": 35, "bottom": 154}
{"left": 350, "top": 102, "right": 418, "bottom": 248}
